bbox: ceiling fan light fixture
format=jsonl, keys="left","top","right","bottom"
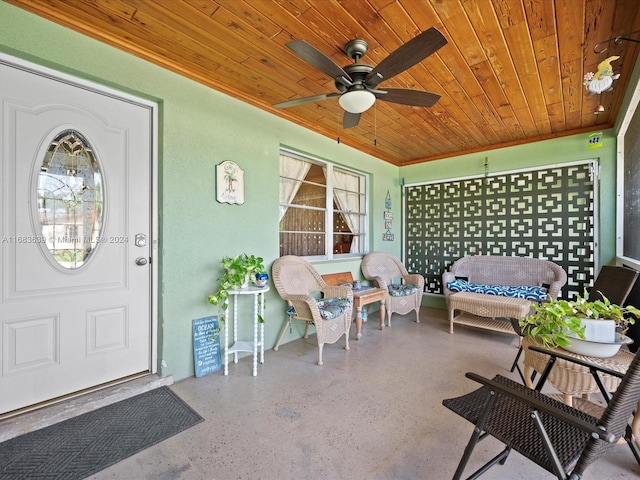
{"left": 339, "top": 90, "right": 376, "bottom": 113}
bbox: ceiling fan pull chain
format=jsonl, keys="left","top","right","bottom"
{"left": 374, "top": 102, "right": 377, "bottom": 146}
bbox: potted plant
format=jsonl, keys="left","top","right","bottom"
{"left": 520, "top": 289, "right": 640, "bottom": 357}
{"left": 207, "top": 253, "right": 267, "bottom": 325}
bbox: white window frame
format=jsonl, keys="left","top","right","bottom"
{"left": 279, "top": 148, "right": 368, "bottom": 260}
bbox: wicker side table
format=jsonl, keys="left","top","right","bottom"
{"left": 522, "top": 337, "right": 640, "bottom": 448}
{"left": 522, "top": 336, "right": 632, "bottom": 401}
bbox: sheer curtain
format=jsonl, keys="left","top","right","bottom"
{"left": 279, "top": 153, "right": 311, "bottom": 221}
{"left": 333, "top": 168, "right": 361, "bottom": 253}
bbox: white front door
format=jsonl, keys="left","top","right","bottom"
{"left": 0, "top": 56, "right": 154, "bottom": 415}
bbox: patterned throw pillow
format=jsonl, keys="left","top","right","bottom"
{"left": 388, "top": 284, "right": 421, "bottom": 297}
{"left": 447, "top": 279, "right": 471, "bottom": 294}
{"left": 447, "top": 279, "right": 548, "bottom": 301}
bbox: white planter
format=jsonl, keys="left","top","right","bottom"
{"left": 562, "top": 318, "right": 632, "bottom": 358}
{"left": 581, "top": 318, "right": 616, "bottom": 343}
{"left": 563, "top": 332, "right": 633, "bottom": 358}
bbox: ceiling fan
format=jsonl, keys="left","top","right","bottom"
{"left": 273, "top": 27, "right": 447, "bottom": 128}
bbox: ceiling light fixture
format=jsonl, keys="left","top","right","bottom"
{"left": 594, "top": 104, "right": 605, "bottom": 114}
{"left": 338, "top": 90, "right": 376, "bottom": 114}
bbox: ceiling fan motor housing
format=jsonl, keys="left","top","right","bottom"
{"left": 335, "top": 63, "right": 373, "bottom": 92}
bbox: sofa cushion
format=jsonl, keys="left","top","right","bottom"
{"left": 388, "top": 284, "right": 421, "bottom": 297}
{"left": 447, "top": 279, "right": 548, "bottom": 301}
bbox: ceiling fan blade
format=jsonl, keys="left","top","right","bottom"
{"left": 366, "top": 27, "right": 447, "bottom": 87}
{"left": 343, "top": 111, "right": 361, "bottom": 129}
{"left": 375, "top": 88, "right": 441, "bottom": 107}
{"left": 273, "top": 92, "right": 340, "bottom": 109}
{"left": 286, "top": 40, "right": 352, "bottom": 81}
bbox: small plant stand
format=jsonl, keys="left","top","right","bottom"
{"left": 223, "top": 285, "right": 268, "bottom": 376}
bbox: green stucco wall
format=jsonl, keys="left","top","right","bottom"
{"left": 0, "top": 2, "right": 621, "bottom": 382}
{"left": 0, "top": 3, "right": 400, "bottom": 381}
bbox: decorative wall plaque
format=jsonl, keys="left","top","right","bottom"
{"left": 216, "top": 160, "right": 244, "bottom": 205}
{"left": 383, "top": 190, "right": 394, "bottom": 241}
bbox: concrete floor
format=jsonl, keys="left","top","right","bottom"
{"left": 8, "top": 307, "right": 640, "bottom": 479}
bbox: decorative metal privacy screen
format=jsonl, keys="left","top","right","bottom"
{"left": 404, "top": 162, "right": 597, "bottom": 299}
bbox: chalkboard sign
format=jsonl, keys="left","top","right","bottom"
{"left": 193, "top": 316, "right": 221, "bottom": 377}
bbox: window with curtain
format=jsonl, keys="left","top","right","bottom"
{"left": 279, "top": 150, "right": 367, "bottom": 259}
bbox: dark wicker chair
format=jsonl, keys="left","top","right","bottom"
{"left": 508, "top": 317, "right": 536, "bottom": 385}
{"left": 509, "top": 265, "right": 639, "bottom": 383}
{"left": 587, "top": 264, "right": 638, "bottom": 304}
{"left": 443, "top": 345, "right": 640, "bottom": 479}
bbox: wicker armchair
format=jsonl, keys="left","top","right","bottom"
{"left": 361, "top": 252, "right": 424, "bottom": 326}
{"left": 443, "top": 345, "right": 640, "bottom": 479}
{"left": 271, "top": 256, "right": 353, "bottom": 366}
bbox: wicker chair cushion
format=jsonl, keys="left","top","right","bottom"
{"left": 388, "top": 284, "right": 421, "bottom": 297}
{"left": 447, "top": 279, "right": 548, "bottom": 301}
{"left": 317, "top": 297, "right": 352, "bottom": 319}
{"left": 288, "top": 298, "right": 352, "bottom": 320}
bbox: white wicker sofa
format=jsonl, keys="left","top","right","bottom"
{"left": 442, "top": 255, "right": 567, "bottom": 335}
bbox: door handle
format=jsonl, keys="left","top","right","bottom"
{"left": 135, "top": 257, "right": 148, "bottom": 266}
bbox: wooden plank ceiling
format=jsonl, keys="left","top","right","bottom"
{"left": 8, "top": 0, "right": 640, "bottom": 165}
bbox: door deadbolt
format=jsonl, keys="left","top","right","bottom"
{"left": 135, "top": 233, "right": 147, "bottom": 247}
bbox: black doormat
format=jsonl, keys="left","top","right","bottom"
{"left": 0, "top": 386, "right": 203, "bottom": 480}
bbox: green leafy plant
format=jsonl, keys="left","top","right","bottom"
{"left": 520, "top": 289, "right": 640, "bottom": 349}
{"left": 207, "top": 253, "right": 267, "bottom": 328}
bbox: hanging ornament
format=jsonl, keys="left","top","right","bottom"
{"left": 583, "top": 55, "right": 620, "bottom": 94}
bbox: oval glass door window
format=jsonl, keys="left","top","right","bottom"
{"left": 37, "top": 130, "right": 104, "bottom": 269}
